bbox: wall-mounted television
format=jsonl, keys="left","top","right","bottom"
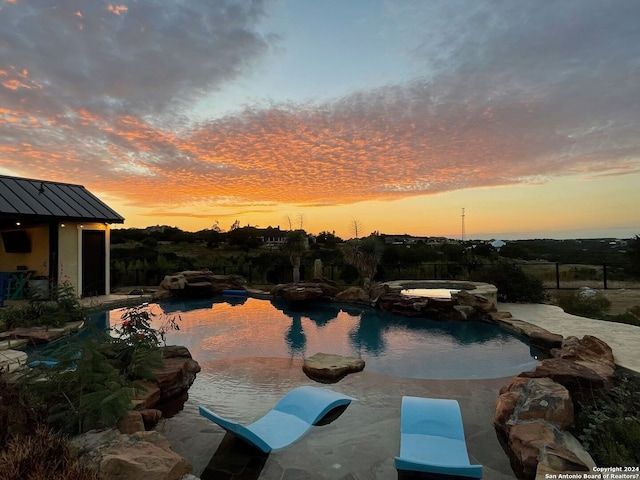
{"left": 1, "top": 230, "right": 31, "bottom": 253}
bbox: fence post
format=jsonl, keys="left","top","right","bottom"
{"left": 603, "top": 262, "right": 608, "bottom": 290}
{"left": 555, "top": 262, "right": 560, "bottom": 289}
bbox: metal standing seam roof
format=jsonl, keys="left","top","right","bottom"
{"left": 0, "top": 175, "right": 125, "bottom": 223}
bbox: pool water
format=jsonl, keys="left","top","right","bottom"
{"left": 93, "top": 296, "right": 536, "bottom": 380}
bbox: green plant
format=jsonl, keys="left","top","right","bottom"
{"left": 475, "top": 260, "right": 546, "bottom": 303}
{"left": 554, "top": 291, "right": 611, "bottom": 319}
{"left": 0, "top": 282, "right": 85, "bottom": 330}
{"left": 576, "top": 372, "right": 640, "bottom": 465}
{"left": 342, "top": 235, "right": 385, "bottom": 288}
{"left": 20, "top": 334, "right": 135, "bottom": 435}
{"left": 18, "top": 304, "right": 179, "bottom": 435}
{"left": 604, "top": 309, "right": 640, "bottom": 327}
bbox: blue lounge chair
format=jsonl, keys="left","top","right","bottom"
{"left": 395, "top": 396, "right": 483, "bottom": 478}
{"left": 199, "top": 385, "right": 355, "bottom": 453}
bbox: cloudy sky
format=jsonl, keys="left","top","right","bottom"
{"left": 1, "top": 0, "right": 639, "bottom": 239}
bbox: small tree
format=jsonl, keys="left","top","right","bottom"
{"left": 343, "top": 234, "right": 384, "bottom": 289}
{"left": 285, "top": 230, "right": 309, "bottom": 283}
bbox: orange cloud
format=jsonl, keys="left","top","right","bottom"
{"left": 107, "top": 4, "right": 128, "bottom": 15}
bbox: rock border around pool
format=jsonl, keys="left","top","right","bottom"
{"left": 490, "top": 309, "right": 617, "bottom": 480}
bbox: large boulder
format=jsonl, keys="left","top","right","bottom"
{"left": 72, "top": 429, "right": 191, "bottom": 480}
{"left": 551, "top": 335, "right": 615, "bottom": 377}
{"left": 494, "top": 334, "right": 612, "bottom": 479}
{"left": 494, "top": 377, "right": 574, "bottom": 432}
{"left": 504, "top": 421, "right": 594, "bottom": 480}
{"left": 131, "top": 347, "right": 200, "bottom": 410}
{"left": 519, "top": 358, "right": 612, "bottom": 405}
{"left": 302, "top": 353, "right": 365, "bottom": 383}
{"left": 272, "top": 281, "right": 340, "bottom": 302}
{"left": 335, "top": 286, "right": 370, "bottom": 303}
{"left": 155, "top": 271, "right": 247, "bottom": 299}
{"left": 156, "top": 346, "right": 201, "bottom": 402}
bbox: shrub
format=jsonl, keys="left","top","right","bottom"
{"left": 18, "top": 304, "right": 178, "bottom": 435}
{"left": 0, "top": 282, "right": 85, "bottom": 330}
{"left": 0, "top": 424, "right": 100, "bottom": 480}
{"left": 576, "top": 372, "right": 640, "bottom": 465}
{"left": 20, "top": 334, "right": 136, "bottom": 435}
{"left": 553, "top": 291, "right": 611, "bottom": 319}
{"left": 604, "top": 308, "right": 640, "bottom": 327}
{"left": 475, "top": 260, "right": 546, "bottom": 303}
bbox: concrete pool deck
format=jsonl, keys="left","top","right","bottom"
{"left": 499, "top": 302, "right": 640, "bottom": 374}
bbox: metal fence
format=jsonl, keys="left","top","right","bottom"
{"left": 111, "top": 261, "right": 640, "bottom": 290}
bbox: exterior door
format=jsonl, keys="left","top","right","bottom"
{"left": 82, "top": 230, "right": 106, "bottom": 296}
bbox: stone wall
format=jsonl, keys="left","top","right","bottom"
{"left": 492, "top": 314, "right": 615, "bottom": 480}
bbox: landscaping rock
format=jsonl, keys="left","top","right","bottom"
{"left": 155, "top": 272, "right": 247, "bottom": 300}
{"left": 302, "top": 353, "right": 365, "bottom": 383}
{"left": 529, "top": 330, "right": 564, "bottom": 352}
{"left": 505, "top": 421, "right": 594, "bottom": 480}
{"left": 335, "top": 286, "right": 371, "bottom": 303}
{"left": 156, "top": 347, "right": 201, "bottom": 402}
{"left": 272, "top": 280, "right": 340, "bottom": 302}
{"left": 519, "top": 358, "right": 612, "bottom": 404}
{"left": 73, "top": 429, "right": 191, "bottom": 480}
{"left": 495, "top": 377, "right": 573, "bottom": 431}
{"left": 118, "top": 410, "right": 145, "bottom": 434}
{"left": 552, "top": 335, "right": 615, "bottom": 372}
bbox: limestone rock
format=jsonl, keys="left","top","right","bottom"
{"left": 156, "top": 271, "right": 247, "bottom": 299}
{"left": 155, "top": 354, "right": 201, "bottom": 402}
{"left": 303, "top": 353, "right": 365, "bottom": 383}
{"left": 335, "top": 286, "right": 370, "bottom": 303}
{"left": 118, "top": 411, "right": 145, "bottom": 434}
{"left": 507, "top": 421, "right": 556, "bottom": 480}
{"left": 282, "top": 285, "right": 324, "bottom": 302}
{"left": 160, "top": 274, "right": 188, "bottom": 291}
{"left": 132, "top": 381, "right": 161, "bottom": 410}
{"left": 73, "top": 429, "right": 191, "bottom": 480}
{"left": 505, "top": 422, "right": 594, "bottom": 480}
{"left": 519, "top": 358, "right": 612, "bottom": 404}
{"left": 488, "top": 311, "right": 513, "bottom": 321}
{"left": 552, "top": 335, "right": 615, "bottom": 372}
{"left": 140, "top": 408, "right": 163, "bottom": 428}
{"left": 493, "top": 390, "right": 521, "bottom": 429}
{"left": 529, "top": 330, "right": 564, "bottom": 352}
{"left": 272, "top": 281, "right": 340, "bottom": 302}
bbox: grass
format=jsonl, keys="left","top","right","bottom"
{"left": 551, "top": 290, "right": 640, "bottom": 326}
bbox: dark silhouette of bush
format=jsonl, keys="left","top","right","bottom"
{"left": 475, "top": 260, "right": 546, "bottom": 303}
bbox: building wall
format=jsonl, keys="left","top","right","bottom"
{"left": 58, "top": 222, "right": 79, "bottom": 288}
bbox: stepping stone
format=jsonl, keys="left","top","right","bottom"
{"left": 303, "top": 352, "right": 365, "bottom": 383}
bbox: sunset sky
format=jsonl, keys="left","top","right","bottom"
{"left": 1, "top": 0, "right": 639, "bottom": 240}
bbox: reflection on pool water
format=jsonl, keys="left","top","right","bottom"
{"left": 94, "top": 296, "right": 536, "bottom": 380}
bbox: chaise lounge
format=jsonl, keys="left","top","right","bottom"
{"left": 395, "top": 396, "right": 483, "bottom": 478}
{"left": 199, "top": 385, "right": 355, "bottom": 453}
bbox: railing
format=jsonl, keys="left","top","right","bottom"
{"left": 111, "top": 261, "right": 640, "bottom": 290}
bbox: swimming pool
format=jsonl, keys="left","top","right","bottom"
{"left": 93, "top": 296, "right": 536, "bottom": 380}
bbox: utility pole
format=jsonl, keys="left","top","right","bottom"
{"left": 461, "top": 208, "right": 466, "bottom": 242}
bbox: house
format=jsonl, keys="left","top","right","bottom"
{"left": 0, "top": 175, "right": 124, "bottom": 299}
